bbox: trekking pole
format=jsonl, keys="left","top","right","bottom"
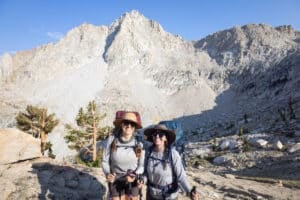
{"left": 137, "top": 174, "right": 143, "bottom": 200}
{"left": 139, "top": 187, "right": 142, "bottom": 200}
{"left": 127, "top": 170, "right": 136, "bottom": 200}
{"left": 108, "top": 182, "right": 112, "bottom": 200}
{"left": 108, "top": 171, "right": 115, "bottom": 200}
{"left": 128, "top": 181, "right": 133, "bottom": 200}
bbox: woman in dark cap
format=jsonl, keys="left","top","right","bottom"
{"left": 102, "top": 112, "right": 145, "bottom": 200}
{"left": 143, "top": 124, "right": 198, "bottom": 200}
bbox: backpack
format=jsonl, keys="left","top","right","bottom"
{"left": 158, "top": 120, "right": 183, "bottom": 145}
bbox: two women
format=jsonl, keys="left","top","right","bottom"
{"left": 102, "top": 112, "right": 145, "bottom": 200}
{"left": 102, "top": 111, "right": 197, "bottom": 200}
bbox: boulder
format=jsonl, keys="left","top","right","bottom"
{"left": 220, "top": 139, "right": 239, "bottom": 150}
{"left": 288, "top": 143, "right": 300, "bottom": 153}
{"left": 294, "top": 131, "right": 300, "bottom": 137}
{"left": 0, "top": 128, "right": 42, "bottom": 164}
{"left": 0, "top": 157, "right": 106, "bottom": 200}
{"left": 191, "top": 146, "right": 212, "bottom": 158}
{"left": 249, "top": 138, "right": 268, "bottom": 148}
{"left": 273, "top": 140, "right": 284, "bottom": 150}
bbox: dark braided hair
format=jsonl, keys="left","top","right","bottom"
{"left": 162, "top": 140, "right": 170, "bottom": 170}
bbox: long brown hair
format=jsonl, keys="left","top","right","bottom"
{"left": 111, "top": 128, "right": 121, "bottom": 152}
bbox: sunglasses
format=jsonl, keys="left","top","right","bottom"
{"left": 152, "top": 131, "right": 166, "bottom": 138}
{"left": 122, "top": 120, "right": 136, "bottom": 127}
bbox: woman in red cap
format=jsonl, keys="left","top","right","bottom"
{"left": 102, "top": 112, "right": 145, "bottom": 200}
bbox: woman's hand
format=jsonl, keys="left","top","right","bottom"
{"left": 106, "top": 173, "right": 116, "bottom": 183}
{"left": 190, "top": 191, "right": 198, "bottom": 200}
{"left": 126, "top": 175, "right": 136, "bottom": 183}
{"left": 137, "top": 179, "right": 144, "bottom": 189}
{"left": 190, "top": 186, "right": 199, "bottom": 200}
{"left": 126, "top": 169, "right": 136, "bottom": 183}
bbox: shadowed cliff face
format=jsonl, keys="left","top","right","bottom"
{"left": 0, "top": 10, "right": 299, "bottom": 159}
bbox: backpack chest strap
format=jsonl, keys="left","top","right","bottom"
{"left": 115, "top": 144, "right": 137, "bottom": 148}
{"left": 148, "top": 155, "right": 170, "bottom": 163}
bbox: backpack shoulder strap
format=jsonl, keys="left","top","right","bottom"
{"left": 168, "top": 146, "right": 177, "bottom": 183}
{"left": 144, "top": 145, "right": 153, "bottom": 177}
{"left": 107, "top": 134, "right": 115, "bottom": 173}
{"left": 134, "top": 134, "right": 143, "bottom": 158}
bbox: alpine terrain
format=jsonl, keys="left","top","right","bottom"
{"left": 0, "top": 10, "right": 299, "bottom": 199}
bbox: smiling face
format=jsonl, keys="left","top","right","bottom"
{"left": 152, "top": 130, "right": 168, "bottom": 149}
{"left": 121, "top": 120, "right": 136, "bottom": 137}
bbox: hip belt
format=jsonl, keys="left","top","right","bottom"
{"left": 148, "top": 181, "right": 178, "bottom": 193}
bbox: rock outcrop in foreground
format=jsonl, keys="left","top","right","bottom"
{"left": 0, "top": 129, "right": 41, "bottom": 164}
{"left": 0, "top": 130, "right": 106, "bottom": 200}
{"left": 0, "top": 129, "right": 299, "bottom": 200}
{"left": 2, "top": 156, "right": 299, "bottom": 200}
{"left": 0, "top": 158, "right": 106, "bottom": 200}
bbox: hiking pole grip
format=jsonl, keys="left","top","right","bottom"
{"left": 191, "top": 186, "right": 196, "bottom": 193}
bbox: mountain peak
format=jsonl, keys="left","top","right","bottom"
{"left": 194, "top": 23, "right": 298, "bottom": 68}
{"left": 275, "top": 25, "right": 296, "bottom": 36}
{"left": 110, "top": 9, "right": 153, "bottom": 30}
{"left": 122, "top": 10, "right": 145, "bottom": 19}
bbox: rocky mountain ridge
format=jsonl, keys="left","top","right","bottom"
{"left": 194, "top": 24, "right": 298, "bottom": 69}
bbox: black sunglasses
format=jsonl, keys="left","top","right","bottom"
{"left": 122, "top": 120, "right": 136, "bottom": 127}
{"left": 152, "top": 131, "right": 166, "bottom": 138}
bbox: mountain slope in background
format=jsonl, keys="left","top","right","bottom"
{"left": 0, "top": 10, "right": 299, "bottom": 158}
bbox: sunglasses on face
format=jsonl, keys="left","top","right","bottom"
{"left": 122, "top": 120, "right": 136, "bottom": 127}
{"left": 152, "top": 131, "right": 166, "bottom": 138}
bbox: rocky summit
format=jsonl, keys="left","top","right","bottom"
{"left": 0, "top": 10, "right": 300, "bottom": 199}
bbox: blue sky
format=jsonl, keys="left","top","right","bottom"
{"left": 0, "top": 0, "right": 299, "bottom": 55}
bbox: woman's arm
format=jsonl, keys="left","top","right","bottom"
{"left": 101, "top": 135, "right": 114, "bottom": 175}
{"left": 172, "top": 148, "right": 191, "bottom": 193}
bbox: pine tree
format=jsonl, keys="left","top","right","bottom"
{"left": 65, "top": 100, "right": 108, "bottom": 161}
{"left": 16, "top": 105, "right": 59, "bottom": 155}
